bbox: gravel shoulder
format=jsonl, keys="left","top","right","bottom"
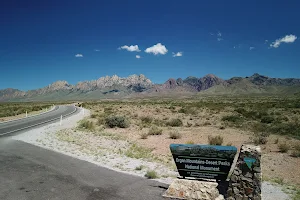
{"left": 11, "top": 108, "right": 292, "bottom": 199}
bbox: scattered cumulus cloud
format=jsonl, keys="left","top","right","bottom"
{"left": 264, "top": 40, "right": 268, "bottom": 44}
{"left": 210, "top": 31, "right": 223, "bottom": 41}
{"left": 136, "top": 55, "right": 141, "bottom": 59}
{"left": 270, "top": 34, "right": 297, "bottom": 48}
{"left": 75, "top": 54, "right": 83, "bottom": 58}
{"left": 249, "top": 47, "right": 255, "bottom": 50}
{"left": 119, "top": 45, "right": 141, "bottom": 52}
{"left": 172, "top": 52, "right": 183, "bottom": 57}
{"left": 94, "top": 49, "right": 100, "bottom": 52}
{"left": 145, "top": 43, "right": 168, "bottom": 55}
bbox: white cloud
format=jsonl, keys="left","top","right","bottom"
{"left": 217, "top": 38, "right": 223, "bottom": 41}
{"left": 233, "top": 46, "right": 236, "bottom": 49}
{"left": 94, "top": 49, "right": 100, "bottom": 52}
{"left": 136, "top": 55, "right": 141, "bottom": 59}
{"left": 264, "top": 40, "right": 268, "bottom": 44}
{"left": 270, "top": 34, "right": 297, "bottom": 48}
{"left": 210, "top": 32, "right": 214, "bottom": 36}
{"left": 145, "top": 43, "right": 168, "bottom": 55}
{"left": 119, "top": 45, "right": 141, "bottom": 52}
{"left": 75, "top": 54, "right": 83, "bottom": 57}
{"left": 249, "top": 47, "right": 255, "bottom": 50}
{"left": 217, "top": 31, "right": 222, "bottom": 37}
{"left": 172, "top": 52, "right": 183, "bottom": 57}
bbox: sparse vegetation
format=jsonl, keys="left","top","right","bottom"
{"left": 252, "top": 132, "right": 269, "bottom": 145}
{"left": 148, "top": 126, "right": 163, "bottom": 135}
{"left": 78, "top": 120, "right": 95, "bottom": 131}
{"left": 0, "top": 102, "right": 53, "bottom": 118}
{"left": 169, "top": 129, "right": 181, "bottom": 139}
{"left": 105, "top": 115, "right": 129, "bottom": 128}
{"left": 140, "top": 132, "right": 148, "bottom": 139}
{"left": 278, "top": 142, "right": 289, "bottom": 153}
{"left": 135, "top": 165, "right": 144, "bottom": 170}
{"left": 145, "top": 170, "right": 158, "bottom": 179}
{"left": 166, "top": 118, "right": 183, "bottom": 127}
{"left": 208, "top": 135, "right": 223, "bottom": 145}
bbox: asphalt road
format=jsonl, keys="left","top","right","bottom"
{"left": 0, "top": 105, "right": 169, "bottom": 200}
{"left": 0, "top": 105, "right": 78, "bottom": 136}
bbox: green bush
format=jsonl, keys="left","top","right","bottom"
{"left": 105, "top": 116, "right": 129, "bottom": 128}
{"left": 169, "top": 130, "right": 181, "bottom": 139}
{"left": 222, "top": 115, "right": 242, "bottom": 123}
{"left": 261, "top": 116, "right": 275, "bottom": 124}
{"left": 145, "top": 170, "right": 158, "bottom": 179}
{"left": 278, "top": 143, "right": 289, "bottom": 153}
{"left": 148, "top": 126, "right": 163, "bottom": 135}
{"left": 166, "top": 118, "right": 183, "bottom": 127}
{"left": 140, "top": 132, "right": 148, "bottom": 139}
{"left": 208, "top": 135, "right": 223, "bottom": 145}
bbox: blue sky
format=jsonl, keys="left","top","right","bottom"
{"left": 1, "top": 0, "right": 299, "bottom": 90}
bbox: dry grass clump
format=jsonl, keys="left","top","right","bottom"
{"left": 208, "top": 135, "right": 223, "bottom": 145}
{"left": 166, "top": 118, "right": 183, "bottom": 127}
{"left": 169, "top": 129, "right": 181, "bottom": 139}
{"left": 148, "top": 126, "right": 163, "bottom": 135}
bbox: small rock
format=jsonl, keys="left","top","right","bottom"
{"left": 233, "top": 187, "right": 240, "bottom": 194}
{"left": 234, "top": 194, "right": 243, "bottom": 200}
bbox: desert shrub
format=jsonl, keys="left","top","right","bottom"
{"left": 105, "top": 116, "right": 129, "bottom": 128}
{"left": 267, "top": 122, "right": 300, "bottom": 138}
{"left": 291, "top": 150, "right": 300, "bottom": 158}
{"left": 135, "top": 165, "right": 144, "bottom": 170}
{"left": 203, "top": 121, "right": 211, "bottom": 126}
{"left": 178, "top": 107, "right": 197, "bottom": 115}
{"left": 222, "top": 115, "right": 242, "bottom": 123}
{"left": 278, "top": 143, "right": 289, "bottom": 153}
{"left": 261, "top": 116, "right": 275, "bottom": 124}
{"left": 140, "top": 132, "right": 148, "bottom": 139}
{"left": 166, "top": 118, "right": 183, "bottom": 127}
{"left": 141, "top": 116, "right": 153, "bottom": 124}
{"left": 252, "top": 132, "right": 269, "bottom": 145}
{"left": 148, "top": 126, "right": 163, "bottom": 135}
{"left": 78, "top": 120, "right": 95, "bottom": 131}
{"left": 145, "top": 170, "right": 158, "bottom": 179}
{"left": 208, "top": 135, "right": 223, "bottom": 145}
{"left": 90, "top": 114, "right": 98, "bottom": 118}
{"left": 152, "top": 119, "right": 166, "bottom": 127}
{"left": 169, "top": 130, "right": 181, "bottom": 139}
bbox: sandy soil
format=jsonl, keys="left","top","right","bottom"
{"left": 11, "top": 107, "right": 293, "bottom": 199}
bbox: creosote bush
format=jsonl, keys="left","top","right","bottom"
{"left": 105, "top": 116, "right": 129, "bottom": 128}
{"left": 208, "top": 135, "right": 223, "bottom": 145}
{"left": 166, "top": 118, "right": 183, "bottom": 127}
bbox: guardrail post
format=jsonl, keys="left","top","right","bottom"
{"left": 60, "top": 115, "right": 62, "bottom": 125}
{"left": 26, "top": 111, "right": 28, "bottom": 118}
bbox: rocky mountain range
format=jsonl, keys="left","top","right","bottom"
{"left": 1, "top": 73, "right": 300, "bottom": 101}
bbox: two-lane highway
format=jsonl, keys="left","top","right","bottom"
{"left": 0, "top": 104, "right": 168, "bottom": 200}
{"left": 0, "top": 105, "right": 79, "bottom": 136}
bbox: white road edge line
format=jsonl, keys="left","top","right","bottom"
{"left": 0, "top": 106, "right": 78, "bottom": 136}
{"left": 0, "top": 105, "right": 58, "bottom": 124}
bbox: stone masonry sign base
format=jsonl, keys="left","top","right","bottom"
{"left": 162, "top": 179, "right": 225, "bottom": 200}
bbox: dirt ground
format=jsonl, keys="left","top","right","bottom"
{"left": 77, "top": 99, "right": 300, "bottom": 188}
